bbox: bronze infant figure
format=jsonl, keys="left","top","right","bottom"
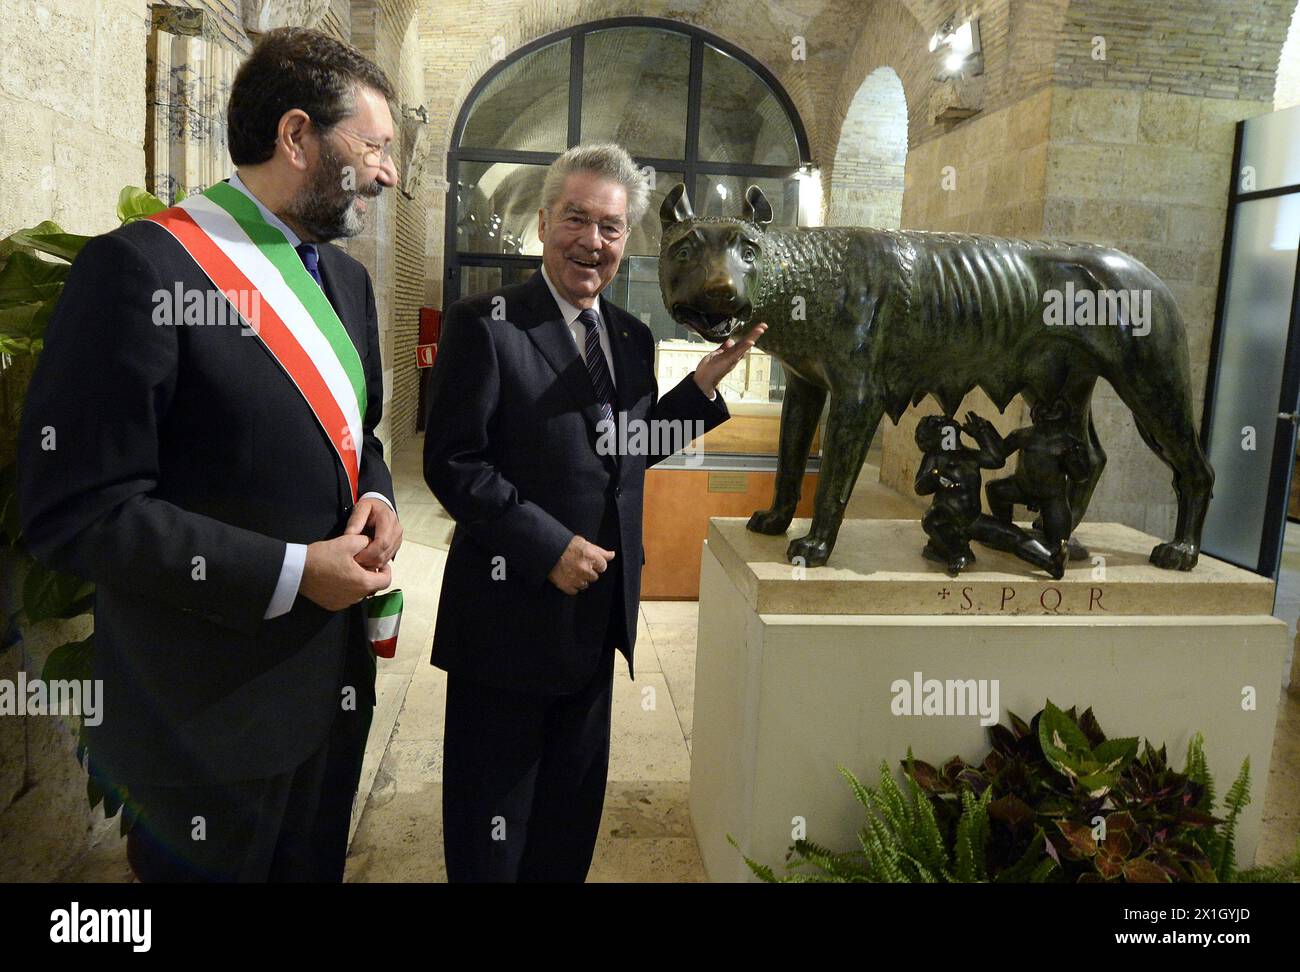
{"left": 657, "top": 183, "right": 1213, "bottom": 571}
{"left": 913, "top": 412, "right": 1070, "bottom": 580}
{"left": 982, "top": 397, "right": 1092, "bottom": 555}
{"left": 913, "top": 413, "right": 1001, "bottom": 576}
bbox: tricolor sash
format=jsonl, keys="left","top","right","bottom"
{"left": 365, "top": 589, "right": 403, "bottom": 658}
{"left": 146, "top": 182, "right": 367, "bottom": 500}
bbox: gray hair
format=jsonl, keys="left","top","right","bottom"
{"left": 541, "top": 142, "right": 650, "bottom": 227}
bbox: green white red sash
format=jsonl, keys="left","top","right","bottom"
{"left": 146, "top": 181, "right": 367, "bottom": 500}
{"left": 366, "top": 588, "right": 403, "bottom": 658}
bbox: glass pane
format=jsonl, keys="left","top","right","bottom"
{"left": 607, "top": 255, "right": 785, "bottom": 412}
{"left": 455, "top": 160, "right": 549, "bottom": 255}
{"left": 607, "top": 255, "right": 677, "bottom": 337}
{"left": 458, "top": 263, "right": 538, "bottom": 300}
{"left": 694, "top": 174, "right": 800, "bottom": 226}
{"left": 698, "top": 44, "right": 799, "bottom": 166}
{"left": 460, "top": 39, "right": 570, "bottom": 152}
{"left": 623, "top": 169, "right": 684, "bottom": 257}
{"left": 654, "top": 336, "right": 784, "bottom": 408}
{"left": 1202, "top": 193, "right": 1300, "bottom": 567}
{"left": 1239, "top": 103, "right": 1300, "bottom": 195}
{"left": 581, "top": 27, "right": 689, "bottom": 159}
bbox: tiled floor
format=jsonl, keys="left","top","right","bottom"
{"left": 342, "top": 436, "right": 1300, "bottom": 882}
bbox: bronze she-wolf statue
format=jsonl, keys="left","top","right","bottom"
{"left": 657, "top": 183, "right": 1214, "bottom": 570}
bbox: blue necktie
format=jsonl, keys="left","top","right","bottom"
{"left": 296, "top": 243, "right": 323, "bottom": 287}
{"left": 577, "top": 307, "right": 615, "bottom": 427}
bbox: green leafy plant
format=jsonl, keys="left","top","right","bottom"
{"left": 910, "top": 702, "right": 1253, "bottom": 883}
{"left": 731, "top": 760, "right": 1057, "bottom": 883}
{"left": 1, "top": 186, "right": 180, "bottom": 828}
{"left": 0, "top": 187, "right": 177, "bottom": 358}
{"left": 737, "top": 701, "right": 1266, "bottom": 883}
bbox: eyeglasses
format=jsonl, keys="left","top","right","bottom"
{"left": 329, "top": 124, "right": 395, "bottom": 169}
{"left": 557, "top": 211, "right": 628, "bottom": 242}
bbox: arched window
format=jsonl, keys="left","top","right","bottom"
{"left": 445, "top": 17, "right": 810, "bottom": 409}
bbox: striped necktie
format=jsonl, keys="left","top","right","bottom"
{"left": 577, "top": 307, "right": 615, "bottom": 427}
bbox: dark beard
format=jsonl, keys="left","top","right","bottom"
{"left": 285, "top": 138, "right": 381, "bottom": 242}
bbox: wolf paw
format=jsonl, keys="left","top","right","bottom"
{"left": 747, "top": 509, "right": 793, "bottom": 535}
{"left": 787, "top": 535, "right": 831, "bottom": 567}
{"left": 1149, "top": 541, "right": 1199, "bottom": 571}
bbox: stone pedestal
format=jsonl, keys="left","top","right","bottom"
{"left": 689, "top": 518, "right": 1288, "bottom": 882}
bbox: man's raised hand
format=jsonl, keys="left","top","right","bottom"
{"left": 692, "top": 322, "right": 768, "bottom": 397}
{"left": 548, "top": 535, "right": 616, "bottom": 595}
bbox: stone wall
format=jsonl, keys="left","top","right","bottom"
{"left": 0, "top": 0, "right": 150, "bottom": 237}
{"left": 339, "top": 0, "right": 422, "bottom": 453}
{"left": 384, "top": 9, "right": 429, "bottom": 451}
{"left": 1278, "top": 1, "right": 1300, "bottom": 109}
{"left": 1053, "top": 0, "right": 1292, "bottom": 100}
{"left": 827, "top": 67, "right": 908, "bottom": 230}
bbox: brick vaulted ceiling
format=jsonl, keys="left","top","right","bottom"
{"left": 418, "top": 0, "right": 1296, "bottom": 192}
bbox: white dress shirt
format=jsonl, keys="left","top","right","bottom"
{"left": 539, "top": 263, "right": 617, "bottom": 386}
{"left": 224, "top": 172, "right": 395, "bottom": 620}
{"left": 538, "top": 263, "right": 715, "bottom": 401}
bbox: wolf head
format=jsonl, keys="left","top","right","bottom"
{"left": 658, "top": 183, "right": 772, "bottom": 343}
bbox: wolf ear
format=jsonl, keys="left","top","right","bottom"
{"left": 660, "top": 182, "right": 693, "bottom": 231}
{"left": 743, "top": 185, "right": 773, "bottom": 226}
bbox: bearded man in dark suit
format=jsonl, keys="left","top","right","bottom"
{"left": 424, "top": 143, "right": 765, "bottom": 882}
{"left": 18, "top": 27, "right": 402, "bottom": 882}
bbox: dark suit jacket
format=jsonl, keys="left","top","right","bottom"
{"left": 17, "top": 210, "right": 393, "bottom": 787}
{"left": 423, "top": 269, "right": 728, "bottom": 695}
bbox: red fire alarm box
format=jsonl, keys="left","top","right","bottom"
{"left": 419, "top": 307, "right": 441, "bottom": 345}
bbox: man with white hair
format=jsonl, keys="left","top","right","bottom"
{"left": 424, "top": 143, "right": 764, "bottom": 881}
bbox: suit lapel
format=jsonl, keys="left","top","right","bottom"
{"left": 518, "top": 272, "right": 619, "bottom": 470}
{"left": 603, "top": 305, "right": 640, "bottom": 413}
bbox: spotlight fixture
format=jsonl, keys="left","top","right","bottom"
{"left": 929, "top": 17, "right": 983, "bottom": 79}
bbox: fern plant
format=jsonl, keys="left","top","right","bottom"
{"left": 731, "top": 760, "right": 1056, "bottom": 883}
{"left": 1183, "top": 733, "right": 1251, "bottom": 881}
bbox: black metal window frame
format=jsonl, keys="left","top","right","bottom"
{"left": 442, "top": 15, "right": 813, "bottom": 306}
{"left": 1200, "top": 118, "right": 1300, "bottom": 577}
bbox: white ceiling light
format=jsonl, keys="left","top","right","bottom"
{"left": 930, "top": 17, "right": 983, "bottom": 79}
